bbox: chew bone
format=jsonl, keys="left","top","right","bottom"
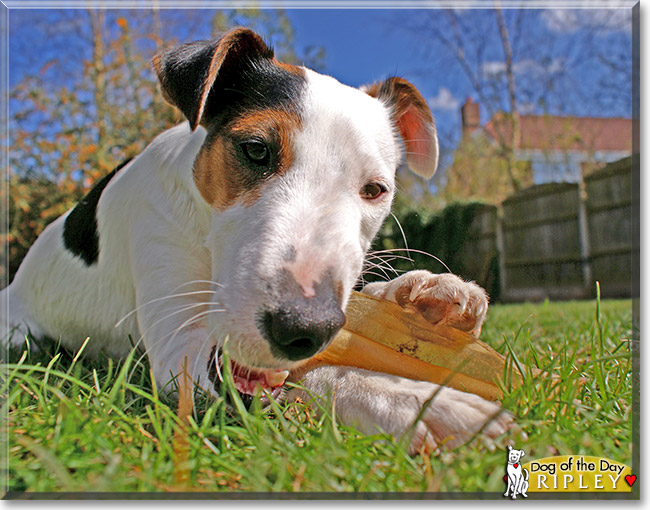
{"left": 313, "top": 291, "right": 530, "bottom": 401}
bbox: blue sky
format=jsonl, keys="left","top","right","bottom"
{"left": 8, "top": 4, "right": 635, "bottom": 172}
{"left": 285, "top": 8, "right": 633, "bottom": 138}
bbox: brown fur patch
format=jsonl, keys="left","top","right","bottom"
{"left": 364, "top": 77, "right": 437, "bottom": 177}
{"left": 193, "top": 107, "right": 302, "bottom": 209}
{"left": 364, "top": 77, "right": 433, "bottom": 130}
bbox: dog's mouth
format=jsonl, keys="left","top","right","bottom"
{"left": 209, "top": 347, "right": 289, "bottom": 401}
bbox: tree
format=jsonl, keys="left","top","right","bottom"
{"left": 3, "top": 8, "right": 324, "bottom": 285}
{"left": 401, "top": 6, "right": 632, "bottom": 203}
{"left": 443, "top": 132, "right": 533, "bottom": 204}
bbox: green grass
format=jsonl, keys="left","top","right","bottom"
{"left": 1, "top": 297, "right": 635, "bottom": 495}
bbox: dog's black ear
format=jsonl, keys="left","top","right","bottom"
{"left": 153, "top": 28, "right": 274, "bottom": 130}
{"left": 363, "top": 77, "right": 439, "bottom": 179}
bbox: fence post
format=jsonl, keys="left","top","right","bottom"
{"left": 577, "top": 182, "right": 593, "bottom": 295}
{"left": 495, "top": 207, "right": 508, "bottom": 301}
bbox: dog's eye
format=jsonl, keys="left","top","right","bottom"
{"left": 360, "top": 182, "right": 387, "bottom": 200}
{"left": 241, "top": 141, "right": 270, "bottom": 166}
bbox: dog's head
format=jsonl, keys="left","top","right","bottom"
{"left": 507, "top": 445, "right": 526, "bottom": 464}
{"left": 153, "top": 28, "right": 438, "bottom": 392}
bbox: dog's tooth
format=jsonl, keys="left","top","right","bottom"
{"left": 265, "top": 369, "right": 290, "bottom": 388}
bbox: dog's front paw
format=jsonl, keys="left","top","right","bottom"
{"left": 363, "top": 270, "right": 488, "bottom": 336}
{"left": 294, "top": 366, "right": 512, "bottom": 456}
{"left": 399, "top": 380, "right": 513, "bottom": 454}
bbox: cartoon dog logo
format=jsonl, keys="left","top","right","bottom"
{"left": 504, "top": 445, "right": 529, "bottom": 499}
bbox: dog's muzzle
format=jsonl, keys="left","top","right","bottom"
{"left": 260, "top": 299, "right": 345, "bottom": 361}
{"left": 257, "top": 269, "right": 346, "bottom": 361}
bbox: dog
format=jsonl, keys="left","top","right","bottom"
{"left": 1, "top": 28, "right": 511, "bottom": 454}
{"left": 504, "top": 445, "right": 529, "bottom": 498}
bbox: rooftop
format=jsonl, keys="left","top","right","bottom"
{"left": 483, "top": 112, "right": 632, "bottom": 153}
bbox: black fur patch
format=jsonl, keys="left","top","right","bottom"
{"left": 62, "top": 158, "right": 132, "bottom": 265}
{"left": 205, "top": 56, "right": 306, "bottom": 123}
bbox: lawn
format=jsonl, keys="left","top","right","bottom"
{"left": 1, "top": 296, "right": 635, "bottom": 496}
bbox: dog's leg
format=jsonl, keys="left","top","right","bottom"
{"left": 521, "top": 475, "right": 529, "bottom": 497}
{"left": 288, "top": 269, "right": 509, "bottom": 453}
{"left": 362, "top": 270, "right": 489, "bottom": 337}
{"left": 0, "top": 285, "right": 46, "bottom": 349}
{"left": 289, "top": 365, "right": 512, "bottom": 454}
{"left": 128, "top": 241, "right": 219, "bottom": 395}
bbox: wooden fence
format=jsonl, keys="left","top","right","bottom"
{"left": 457, "top": 204, "right": 500, "bottom": 300}
{"left": 584, "top": 158, "right": 634, "bottom": 298}
{"left": 458, "top": 157, "right": 635, "bottom": 302}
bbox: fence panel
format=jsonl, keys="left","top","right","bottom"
{"left": 500, "top": 183, "right": 587, "bottom": 301}
{"left": 456, "top": 204, "right": 500, "bottom": 300}
{"left": 585, "top": 157, "right": 633, "bottom": 298}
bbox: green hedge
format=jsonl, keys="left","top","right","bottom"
{"left": 370, "top": 202, "right": 500, "bottom": 301}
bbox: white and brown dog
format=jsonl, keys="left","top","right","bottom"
{"left": 1, "top": 28, "right": 510, "bottom": 453}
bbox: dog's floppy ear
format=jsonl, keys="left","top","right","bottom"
{"left": 364, "top": 77, "right": 439, "bottom": 179}
{"left": 152, "top": 28, "right": 274, "bottom": 130}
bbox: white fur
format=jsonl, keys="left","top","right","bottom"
{"left": 1, "top": 64, "right": 510, "bottom": 452}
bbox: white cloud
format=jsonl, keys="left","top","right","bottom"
{"left": 541, "top": 7, "right": 632, "bottom": 34}
{"left": 482, "top": 61, "right": 507, "bottom": 77}
{"left": 482, "top": 58, "right": 565, "bottom": 78}
{"left": 517, "top": 102, "right": 537, "bottom": 115}
{"left": 428, "top": 87, "right": 460, "bottom": 111}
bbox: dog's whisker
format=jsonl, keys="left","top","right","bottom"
{"left": 116, "top": 279, "right": 222, "bottom": 327}
{"left": 128, "top": 303, "right": 225, "bottom": 376}
{"left": 178, "top": 279, "right": 223, "bottom": 288}
{"left": 128, "top": 302, "right": 223, "bottom": 351}
{"left": 360, "top": 270, "right": 392, "bottom": 282}
{"left": 130, "top": 307, "right": 228, "bottom": 387}
{"left": 362, "top": 260, "right": 395, "bottom": 281}
{"left": 364, "top": 253, "right": 408, "bottom": 268}
{"left": 166, "top": 309, "right": 227, "bottom": 345}
{"left": 365, "top": 254, "right": 414, "bottom": 268}
{"left": 390, "top": 212, "right": 410, "bottom": 259}
{"left": 364, "top": 253, "right": 420, "bottom": 277}
{"left": 126, "top": 303, "right": 225, "bottom": 383}
{"left": 370, "top": 248, "right": 452, "bottom": 273}
{"left": 115, "top": 289, "right": 219, "bottom": 328}
{"left": 367, "top": 251, "right": 415, "bottom": 266}
{"left": 187, "top": 334, "right": 216, "bottom": 415}
{"left": 363, "top": 258, "right": 400, "bottom": 279}
{"left": 362, "top": 264, "right": 407, "bottom": 279}
{"left": 363, "top": 264, "right": 397, "bottom": 280}
{"left": 212, "top": 334, "right": 225, "bottom": 386}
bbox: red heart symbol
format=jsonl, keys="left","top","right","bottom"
{"left": 504, "top": 475, "right": 508, "bottom": 482}
{"left": 514, "top": 463, "right": 519, "bottom": 468}
{"left": 625, "top": 474, "right": 637, "bottom": 487}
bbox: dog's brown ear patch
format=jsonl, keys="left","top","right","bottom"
{"left": 153, "top": 28, "right": 273, "bottom": 130}
{"left": 365, "top": 78, "right": 439, "bottom": 179}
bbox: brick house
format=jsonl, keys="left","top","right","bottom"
{"left": 460, "top": 98, "right": 632, "bottom": 184}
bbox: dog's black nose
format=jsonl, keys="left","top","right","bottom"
{"left": 259, "top": 297, "right": 346, "bottom": 361}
